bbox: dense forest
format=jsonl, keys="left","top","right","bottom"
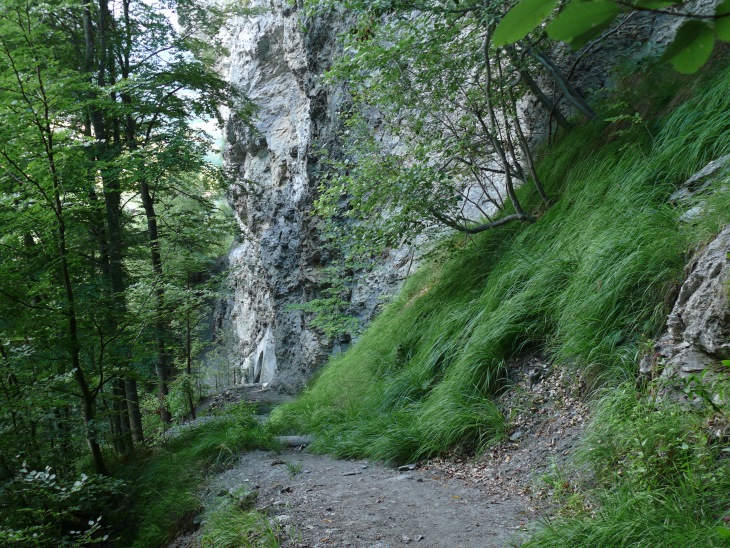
{"left": 0, "top": 0, "right": 247, "bottom": 542}
{"left": 1, "top": 0, "right": 729, "bottom": 546}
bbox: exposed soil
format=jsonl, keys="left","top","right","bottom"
{"left": 210, "top": 449, "right": 529, "bottom": 548}
{"left": 171, "top": 356, "right": 590, "bottom": 547}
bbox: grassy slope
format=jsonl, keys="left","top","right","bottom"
{"left": 270, "top": 64, "right": 730, "bottom": 464}
{"left": 115, "top": 404, "right": 276, "bottom": 546}
{"left": 525, "top": 382, "right": 730, "bottom": 547}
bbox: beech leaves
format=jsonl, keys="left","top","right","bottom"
{"left": 493, "top": 0, "right": 730, "bottom": 73}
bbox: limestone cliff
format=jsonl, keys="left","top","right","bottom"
{"left": 217, "top": 2, "right": 412, "bottom": 390}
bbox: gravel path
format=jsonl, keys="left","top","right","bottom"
{"left": 211, "top": 450, "right": 530, "bottom": 547}
{"left": 171, "top": 356, "right": 589, "bottom": 547}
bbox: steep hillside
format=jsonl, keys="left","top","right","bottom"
{"left": 215, "top": 0, "right": 701, "bottom": 394}
{"left": 267, "top": 63, "right": 730, "bottom": 543}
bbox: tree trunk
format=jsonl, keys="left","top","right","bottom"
{"left": 527, "top": 48, "right": 596, "bottom": 121}
{"left": 481, "top": 30, "right": 526, "bottom": 218}
{"left": 85, "top": 0, "right": 143, "bottom": 445}
{"left": 517, "top": 68, "right": 573, "bottom": 130}
{"left": 112, "top": 378, "right": 133, "bottom": 454}
{"left": 33, "top": 38, "right": 108, "bottom": 471}
{"left": 125, "top": 379, "right": 144, "bottom": 443}
{"left": 140, "top": 179, "right": 172, "bottom": 423}
{"left": 186, "top": 306, "right": 196, "bottom": 420}
{"left": 75, "top": 367, "right": 108, "bottom": 475}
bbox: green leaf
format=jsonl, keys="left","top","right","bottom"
{"left": 546, "top": 1, "right": 620, "bottom": 43}
{"left": 661, "top": 21, "right": 715, "bottom": 74}
{"left": 716, "top": 0, "right": 730, "bottom": 42}
{"left": 566, "top": 26, "right": 613, "bottom": 49}
{"left": 492, "top": 0, "right": 559, "bottom": 47}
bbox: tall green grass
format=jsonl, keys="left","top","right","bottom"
{"left": 116, "top": 404, "right": 276, "bottom": 546}
{"left": 270, "top": 66, "right": 730, "bottom": 463}
{"left": 525, "top": 383, "right": 730, "bottom": 547}
{"left": 199, "top": 497, "right": 281, "bottom": 548}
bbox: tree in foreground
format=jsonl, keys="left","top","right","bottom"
{"left": 0, "top": 0, "right": 245, "bottom": 494}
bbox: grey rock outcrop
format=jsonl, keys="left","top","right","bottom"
{"left": 217, "top": 1, "right": 326, "bottom": 390}
{"left": 641, "top": 225, "right": 730, "bottom": 380}
{"left": 217, "top": 2, "right": 409, "bottom": 391}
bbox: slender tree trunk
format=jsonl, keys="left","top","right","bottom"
{"left": 119, "top": 0, "right": 171, "bottom": 423}
{"left": 31, "top": 38, "right": 109, "bottom": 471}
{"left": 516, "top": 68, "right": 573, "bottom": 130}
{"left": 527, "top": 48, "right": 596, "bottom": 121}
{"left": 84, "top": 0, "right": 143, "bottom": 445}
{"left": 125, "top": 379, "right": 144, "bottom": 443}
{"left": 55, "top": 171, "right": 108, "bottom": 474}
{"left": 112, "top": 378, "right": 133, "bottom": 453}
{"left": 140, "top": 179, "right": 172, "bottom": 423}
{"left": 481, "top": 30, "right": 527, "bottom": 218}
{"left": 498, "top": 50, "right": 550, "bottom": 206}
{"left": 59, "top": 184, "right": 108, "bottom": 475}
{"left": 186, "top": 304, "right": 196, "bottom": 421}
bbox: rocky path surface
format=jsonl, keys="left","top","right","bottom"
{"left": 173, "top": 357, "right": 589, "bottom": 547}
{"left": 211, "top": 450, "right": 530, "bottom": 547}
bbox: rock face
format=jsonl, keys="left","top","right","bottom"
{"left": 218, "top": 1, "right": 326, "bottom": 390}
{"left": 218, "top": 2, "right": 410, "bottom": 390}
{"left": 218, "top": 2, "right": 718, "bottom": 391}
{"left": 641, "top": 225, "right": 730, "bottom": 380}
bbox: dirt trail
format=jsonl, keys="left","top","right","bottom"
{"left": 174, "top": 357, "right": 588, "bottom": 547}
{"left": 212, "top": 449, "right": 530, "bottom": 547}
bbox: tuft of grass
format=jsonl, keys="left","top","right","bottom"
{"left": 117, "top": 403, "right": 277, "bottom": 547}
{"left": 527, "top": 483, "right": 730, "bottom": 547}
{"left": 199, "top": 497, "right": 281, "bottom": 548}
{"left": 270, "top": 67, "right": 730, "bottom": 463}
{"left": 525, "top": 382, "right": 730, "bottom": 547}
{"left": 285, "top": 460, "right": 303, "bottom": 476}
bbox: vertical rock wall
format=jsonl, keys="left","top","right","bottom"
{"left": 220, "top": 1, "right": 321, "bottom": 390}
{"left": 218, "top": 2, "right": 411, "bottom": 391}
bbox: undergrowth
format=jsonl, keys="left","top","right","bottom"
{"left": 526, "top": 381, "right": 730, "bottom": 547}
{"left": 269, "top": 64, "right": 730, "bottom": 464}
{"left": 116, "top": 403, "right": 276, "bottom": 546}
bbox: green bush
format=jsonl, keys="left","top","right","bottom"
{"left": 0, "top": 467, "right": 125, "bottom": 546}
{"left": 118, "top": 403, "right": 276, "bottom": 546}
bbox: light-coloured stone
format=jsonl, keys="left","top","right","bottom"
{"left": 641, "top": 225, "right": 730, "bottom": 380}
{"left": 216, "top": 2, "right": 409, "bottom": 391}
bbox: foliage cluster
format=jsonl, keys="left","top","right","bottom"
{"left": 117, "top": 402, "right": 276, "bottom": 546}
{"left": 297, "top": 0, "right": 729, "bottom": 341}
{"left": 287, "top": 261, "right": 362, "bottom": 341}
{"left": 495, "top": 0, "right": 730, "bottom": 73}
{"left": 0, "top": 467, "right": 124, "bottom": 545}
{"left": 305, "top": 0, "right": 730, "bottom": 272}
{"left": 297, "top": 0, "right": 592, "bottom": 340}
{"left": 0, "top": 0, "right": 242, "bottom": 487}
{"left": 309, "top": 0, "right": 556, "bottom": 254}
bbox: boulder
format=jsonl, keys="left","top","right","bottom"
{"left": 641, "top": 225, "right": 730, "bottom": 380}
